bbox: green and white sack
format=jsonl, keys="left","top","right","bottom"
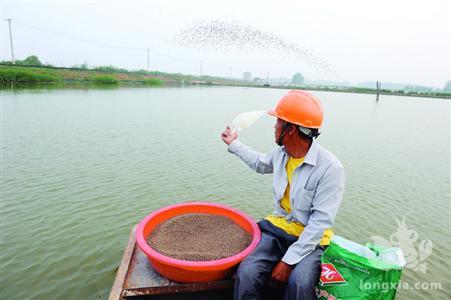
{"left": 316, "top": 235, "right": 405, "bottom": 300}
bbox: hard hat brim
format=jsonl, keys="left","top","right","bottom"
{"left": 267, "top": 109, "right": 277, "bottom": 117}
{"left": 267, "top": 108, "right": 321, "bottom": 129}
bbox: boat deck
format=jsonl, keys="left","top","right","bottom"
{"left": 108, "top": 226, "right": 234, "bottom": 300}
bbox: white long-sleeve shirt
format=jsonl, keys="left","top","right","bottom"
{"left": 228, "top": 139, "right": 345, "bottom": 265}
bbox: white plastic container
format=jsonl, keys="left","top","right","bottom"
{"left": 231, "top": 111, "right": 265, "bottom": 133}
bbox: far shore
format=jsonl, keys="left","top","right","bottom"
{"left": 1, "top": 64, "right": 449, "bottom": 99}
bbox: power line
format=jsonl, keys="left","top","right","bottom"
{"left": 13, "top": 20, "right": 144, "bottom": 51}
{"left": 11, "top": 20, "right": 201, "bottom": 64}
{"left": 6, "top": 19, "right": 253, "bottom": 76}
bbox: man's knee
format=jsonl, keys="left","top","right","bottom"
{"left": 235, "top": 260, "right": 253, "bottom": 282}
{"left": 235, "top": 251, "right": 276, "bottom": 290}
{"left": 285, "top": 250, "right": 323, "bottom": 299}
{"left": 234, "top": 258, "right": 269, "bottom": 300}
{"left": 287, "top": 269, "right": 317, "bottom": 292}
{"left": 236, "top": 257, "right": 263, "bottom": 283}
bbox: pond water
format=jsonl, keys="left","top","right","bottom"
{"left": 1, "top": 86, "right": 449, "bottom": 299}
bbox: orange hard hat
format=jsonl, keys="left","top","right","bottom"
{"left": 267, "top": 90, "right": 323, "bottom": 129}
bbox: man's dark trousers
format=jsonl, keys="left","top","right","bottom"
{"left": 234, "top": 220, "right": 324, "bottom": 300}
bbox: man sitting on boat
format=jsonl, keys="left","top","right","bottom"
{"left": 221, "top": 90, "right": 345, "bottom": 300}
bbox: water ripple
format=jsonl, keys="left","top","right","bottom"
{"left": 1, "top": 88, "right": 449, "bottom": 299}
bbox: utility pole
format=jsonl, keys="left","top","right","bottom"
{"left": 146, "top": 49, "right": 150, "bottom": 73}
{"left": 200, "top": 61, "right": 203, "bottom": 76}
{"left": 6, "top": 18, "right": 15, "bottom": 64}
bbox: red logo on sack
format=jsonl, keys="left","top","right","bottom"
{"left": 319, "top": 263, "right": 347, "bottom": 286}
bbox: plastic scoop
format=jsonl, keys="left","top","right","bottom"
{"left": 231, "top": 111, "right": 265, "bottom": 133}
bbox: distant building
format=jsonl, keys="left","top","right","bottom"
{"left": 243, "top": 72, "right": 252, "bottom": 81}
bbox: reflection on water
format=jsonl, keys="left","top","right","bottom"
{"left": 1, "top": 86, "right": 449, "bottom": 299}
{"left": 0, "top": 81, "right": 172, "bottom": 92}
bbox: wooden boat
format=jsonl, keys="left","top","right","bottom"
{"left": 109, "top": 226, "right": 234, "bottom": 300}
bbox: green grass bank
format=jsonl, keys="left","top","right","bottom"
{"left": 1, "top": 64, "right": 449, "bottom": 99}
{"left": 0, "top": 65, "right": 172, "bottom": 85}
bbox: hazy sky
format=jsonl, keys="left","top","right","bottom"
{"left": 1, "top": 0, "right": 449, "bottom": 87}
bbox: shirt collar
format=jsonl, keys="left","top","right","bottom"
{"left": 303, "top": 140, "right": 319, "bottom": 166}
{"left": 281, "top": 140, "right": 319, "bottom": 166}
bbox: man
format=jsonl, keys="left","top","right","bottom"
{"left": 221, "top": 90, "right": 345, "bottom": 300}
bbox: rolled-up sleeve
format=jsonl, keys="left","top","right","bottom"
{"left": 227, "top": 140, "right": 275, "bottom": 174}
{"left": 282, "top": 166, "right": 345, "bottom": 265}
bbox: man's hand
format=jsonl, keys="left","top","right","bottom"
{"left": 221, "top": 126, "right": 238, "bottom": 145}
{"left": 270, "top": 261, "right": 294, "bottom": 288}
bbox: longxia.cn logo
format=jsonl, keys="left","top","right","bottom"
{"left": 369, "top": 216, "right": 433, "bottom": 273}
{"left": 319, "top": 263, "right": 347, "bottom": 286}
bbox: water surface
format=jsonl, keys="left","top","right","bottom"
{"left": 1, "top": 86, "right": 449, "bottom": 299}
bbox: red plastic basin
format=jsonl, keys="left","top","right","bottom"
{"left": 136, "top": 202, "right": 261, "bottom": 282}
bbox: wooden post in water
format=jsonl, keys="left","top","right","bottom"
{"left": 376, "top": 81, "right": 381, "bottom": 101}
